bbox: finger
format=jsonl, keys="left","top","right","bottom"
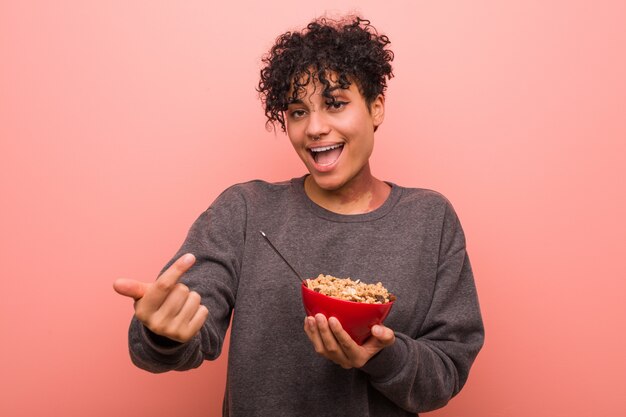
{"left": 315, "top": 314, "right": 348, "bottom": 361}
{"left": 304, "top": 316, "right": 325, "bottom": 353}
{"left": 154, "top": 283, "right": 191, "bottom": 319}
{"left": 142, "top": 253, "right": 196, "bottom": 309}
{"left": 169, "top": 304, "right": 208, "bottom": 343}
{"left": 155, "top": 302, "right": 208, "bottom": 344}
{"left": 113, "top": 278, "right": 148, "bottom": 300}
{"left": 175, "top": 290, "right": 203, "bottom": 323}
{"left": 186, "top": 304, "right": 209, "bottom": 336}
{"left": 328, "top": 316, "right": 359, "bottom": 353}
{"left": 154, "top": 253, "right": 196, "bottom": 294}
{"left": 369, "top": 324, "right": 396, "bottom": 347}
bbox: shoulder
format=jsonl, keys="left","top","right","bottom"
{"left": 394, "top": 184, "right": 456, "bottom": 215}
{"left": 211, "top": 178, "right": 296, "bottom": 210}
{"left": 219, "top": 178, "right": 293, "bottom": 199}
{"left": 393, "top": 185, "right": 467, "bottom": 246}
{"left": 229, "top": 178, "right": 293, "bottom": 192}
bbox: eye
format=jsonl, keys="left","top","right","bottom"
{"left": 327, "top": 100, "right": 348, "bottom": 111}
{"left": 289, "top": 109, "right": 307, "bottom": 119}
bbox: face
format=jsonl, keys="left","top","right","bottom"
{"left": 285, "top": 76, "right": 385, "bottom": 194}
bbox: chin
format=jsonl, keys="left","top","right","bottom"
{"left": 308, "top": 173, "right": 346, "bottom": 192}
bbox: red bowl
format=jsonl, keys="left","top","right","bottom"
{"left": 301, "top": 282, "right": 394, "bottom": 345}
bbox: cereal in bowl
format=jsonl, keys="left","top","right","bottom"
{"left": 306, "top": 274, "right": 396, "bottom": 304}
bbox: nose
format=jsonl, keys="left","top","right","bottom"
{"left": 304, "top": 110, "right": 330, "bottom": 140}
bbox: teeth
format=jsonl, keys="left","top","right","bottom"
{"left": 310, "top": 144, "right": 342, "bottom": 153}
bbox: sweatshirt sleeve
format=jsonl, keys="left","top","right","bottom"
{"left": 359, "top": 200, "right": 485, "bottom": 412}
{"left": 127, "top": 187, "right": 246, "bottom": 373}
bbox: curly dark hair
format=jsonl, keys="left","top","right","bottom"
{"left": 257, "top": 16, "right": 394, "bottom": 132}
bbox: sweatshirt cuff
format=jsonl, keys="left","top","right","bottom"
{"left": 140, "top": 325, "right": 195, "bottom": 356}
{"left": 141, "top": 326, "right": 182, "bottom": 350}
{"left": 359, "top": 333, "right": 409, "bottom": 382}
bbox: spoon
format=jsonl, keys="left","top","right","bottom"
{"left": 260, "top": 231, "right": 306, "bottom": 285}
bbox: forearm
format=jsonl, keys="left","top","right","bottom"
{"left": 126, "top": 190, "right": 245, "bottom": 372}
{"left": 128, "top": 312, "right": 226, "bottom": 373}
{"left": 361, "top": 242, "right": 484, "bottom": 412}
{"left": 128, "top": 318, "right": 199, "bottom": 373}
{"left": 360, "top": 330, "right": 483, "bottom": 412}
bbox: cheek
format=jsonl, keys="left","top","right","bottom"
{"left": 338, "top": 117, "right": 374, "bottom": 145}
{"left": 286, "top": 121, "right": 303, "bottom": 143}
{"left": 336, "top": 107, "right": 373, "bottom": 134}
{"left": 286, "top": 127, "right": 308, "bottom": 161}
{"left": 286, "top": 127, "right": 297, "bottom": 147}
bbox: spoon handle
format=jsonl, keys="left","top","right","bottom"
{"left": 260, "top": 231, "right": 306, "bottom": 284}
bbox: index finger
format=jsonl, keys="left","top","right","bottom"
{"left": 154, "top": 253, "right": 196, "bottom": 293}
{"left": 327, "top": 316, "right": 359, "bottom": 352}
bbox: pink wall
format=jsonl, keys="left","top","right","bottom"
{"left": 1, "top": 1, "right": 625, "bottom": 416}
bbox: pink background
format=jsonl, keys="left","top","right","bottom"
{"left": 1, "top": 1, "right": 625, "bottom": 416}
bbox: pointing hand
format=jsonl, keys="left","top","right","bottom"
{"left": 113, "top": 253, "right": 208, "bottom": 343}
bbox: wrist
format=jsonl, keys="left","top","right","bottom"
{"left": 359, "top": 335, "right": 408, "bottom": 381}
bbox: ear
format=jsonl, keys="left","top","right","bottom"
{"left": 370, "top": 94, "right": 385, "bottom": 128}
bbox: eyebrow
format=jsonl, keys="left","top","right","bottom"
{"left": 287, "top": 87, "right": 346, "bottom": 106}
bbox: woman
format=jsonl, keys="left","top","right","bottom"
{"left": 114, "top": 15, "right": 484, "bottom": 416}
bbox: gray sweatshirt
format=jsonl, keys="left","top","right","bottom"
{"left": 127, "top": 176, "right": 484, "bottom": 416}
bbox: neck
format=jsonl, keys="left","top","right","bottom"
{"left": 304, "top": 166, "right": 391, "bottom": 215}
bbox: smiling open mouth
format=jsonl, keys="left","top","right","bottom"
{"left": 310, "top": 144, "right": 344, "bottom": 166}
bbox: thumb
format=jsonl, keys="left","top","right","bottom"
{"left": 113, "top": 278, "right": 148, "bottom": 300}
{"left": 370, "top": 324, "right": 395, "bottom": 347}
